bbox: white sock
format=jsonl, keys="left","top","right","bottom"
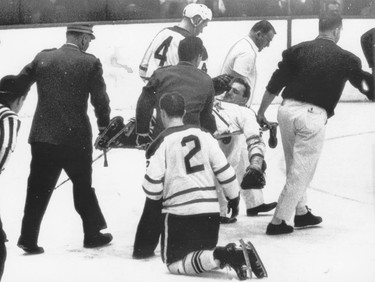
{"left": 167, "top": 250, "right": 219, "bottom": 275}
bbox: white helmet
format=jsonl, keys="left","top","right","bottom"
{"left": 183, "top": 3, "right": 212, "bottom": 21}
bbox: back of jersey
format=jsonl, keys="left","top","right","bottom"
{"left": 143, "top": 125, "right": 238, "bottom": 216}
{"left": 139, "top": 26, "right": 189, "bottom": 81}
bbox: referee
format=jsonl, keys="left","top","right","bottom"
{"left": 0, "top": 75, "right": 28, "bottom": 280}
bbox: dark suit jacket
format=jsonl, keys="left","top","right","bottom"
{"left": 136, "top": 61, "right": 216, "bottom": 138}
{"left": 18, "top": 44, "right": 111, "bottom": 148}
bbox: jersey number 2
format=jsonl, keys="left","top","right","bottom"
{"left": 154, "top": 36, "right": 173, "bottom": 67}
{"left": 181, "top": 135, "right": 204, "bottom": 174}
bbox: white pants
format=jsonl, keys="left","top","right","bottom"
{"left": 217, "top": 135, "right": 264, "bottom": 217}
{"left": 274, "top": 99, "right": 327, "bottom": 222}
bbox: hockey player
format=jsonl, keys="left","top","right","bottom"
{"left": 214, "top": 78, "right": 276, "bottom": 224}
{"left": 142, "top": 92, "right": 267, "bottom": 280}
{"left": 0, "top": 75, "right": 28, "bottom": 280}
{"left": 136, "top": 36, "right": 216, "bottom": 145}
{"left": 139, "top": 3, "right": 212, "bottom": 81}
{"left": 133, "top": 36, "right": 216, "bottom": 259}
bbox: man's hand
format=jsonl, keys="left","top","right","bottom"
{"left": 256, "top": 113, "right": 270, "bottom": 128}
{"left": 136, "top": 133, "right": 153, "bottom": 149}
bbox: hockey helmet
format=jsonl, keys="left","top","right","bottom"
{"left": 183, "top": 3, "right": 212, "bottom": 21}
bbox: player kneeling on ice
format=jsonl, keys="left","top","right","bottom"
{"left": 141, "top": 92, "right": 267, "bottom": 280}
{"left": 213, "top": 78, "right": 277, "bottom": 224}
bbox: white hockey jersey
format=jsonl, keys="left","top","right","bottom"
{"left": 139, "top": 25, "right": 208, "bottom": 81}
{"left": 139, "top": 26, "right": 193, "bottom": 81}
{"left": 213, "top": 100, "right": 265, "bottom": 177}
{"left": 142, "top": 124, "right": 239, "bottom": 216}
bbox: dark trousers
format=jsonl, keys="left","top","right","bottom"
{"left": 0, "top": 217, "right": 6, "bottom": 281}
{"left": 19, "top": 142, "right": 107, "bottom": 245}
{"left": 161, "top": 213, "right": 220, "bottom": 264}
{"left": 133, "top": 198, "right": 163, "bottom": 257}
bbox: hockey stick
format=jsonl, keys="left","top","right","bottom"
{"left": 54, "top": 148, "right": 112, "bottom": 190}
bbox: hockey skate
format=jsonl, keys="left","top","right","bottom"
{"left": 214, "top": 240, "right": 267, "bottom": 280}
{"left": 239, "top": 239, "right": 268, "bottom": 279}
{"left": 94, "top": 116, "right": 137, "bottom": 150}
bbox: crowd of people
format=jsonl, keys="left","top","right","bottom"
{"left": 2, "top": 0, "right": 375, "bottom": 25}
{"left": 0, "top": 2, "right": 374, "bottom": 281}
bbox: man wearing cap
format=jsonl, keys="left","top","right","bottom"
{"left": 16, "top": 24, "right": 113, "bottom": 254}
{"left": 138, "top": 3, "right": 212, "bottom": 82}
{"left": 0, "top": 75, "right": 28, "bottom": 280}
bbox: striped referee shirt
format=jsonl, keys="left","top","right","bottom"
{"left": 142, "top": 124, "right": 239, "bottom": 216}
{"left": 0, "top": 104, "right": 21, "bottom": 173}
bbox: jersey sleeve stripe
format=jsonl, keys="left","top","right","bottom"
{"left": 165, "top": 198, "right": 218, "bottom": 208}
{"left": 144, "top": 174, "right": 163, "bottom": 184}
{"left": 0, "top": 148, "right": 11, "bottom": 172}
{"left": 218, "top": 175, "right": 237, "bottom": 185}
{"left": 142, "top": 185, "right": 163, "bottom": 196}
{"left": 213, "top": 163, "right": 230, "bottom": 175}
{"left": 246, "top": 135, "right": 262, "bottom": 143}
{"left": 164, "top": 186, "right": 216, "bottom": 201}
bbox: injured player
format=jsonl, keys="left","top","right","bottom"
{"left": 213, "top": 77, "right": 277, "bottom": 224}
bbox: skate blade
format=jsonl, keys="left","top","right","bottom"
{"left": 244, "top": 240, "right": 268, "bottom": 278}
{"left": 239, "top": 239, "right": 253, "bottom": 279}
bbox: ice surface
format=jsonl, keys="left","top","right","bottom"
{"left": 0, "top": 103, "right": 374, "bottom": 282}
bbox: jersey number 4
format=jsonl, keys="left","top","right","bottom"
{"left": 154, "top": 36, "right": 173, "bottom": 67}
{"left": 181, "top": 135, "right": 204, "bottom": 174}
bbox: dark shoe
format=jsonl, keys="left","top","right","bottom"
{"left": 266, "top": 220, "right": 294, "bottom": 235}
{"left": 294, "top": 207, "right": 322, "bottom": 228}
{"left": 17, "top": 242, "right": 44, "bottom": 254}
{"left": 268, "top": 123, "right": 278, "bottom": 148}
{"left": 84, "top": 232, "right": 113, "bottom": 248}
{"left": 220, "top": 216, "right": 237, "bottom": 224}
{"left": 214, "top": 242, "right": 267, "bottom": 279}
{"left": 246, "top": 202, "right": 277, "bottom": 216}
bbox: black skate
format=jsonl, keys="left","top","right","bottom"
{"left": 214, "top": 240, "right": 267, "bottom": 280}
{"left": 239, "top": 239, "right": 268, "bottom": 279}
{"left": 94, "top": 116, "right": 137, "bottom": 150}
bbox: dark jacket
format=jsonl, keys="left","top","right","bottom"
{"left": 18, "top": 44, "right": 111, "bottom": 148}
{"left": 136, "top": 61, "right": 216, "bottom": 138}
{"left": 267, "top": 37, "right": 372, "bottom": 118}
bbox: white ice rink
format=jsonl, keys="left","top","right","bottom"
{"left": 0, "top": 19, "right": 375, "bottom": 282}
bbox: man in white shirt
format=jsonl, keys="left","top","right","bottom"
{"left": 221, "top": 20, "right": 276, "bottom": 106}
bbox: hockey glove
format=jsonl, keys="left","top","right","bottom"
{"left": 212, "top": 74, "right": 233, "bottom": 95}
{"left": 227, "top": 195, "right": 240, "bottom": 218}
{"left": 241, "top": 166, "right": 266, "bottom": 190}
